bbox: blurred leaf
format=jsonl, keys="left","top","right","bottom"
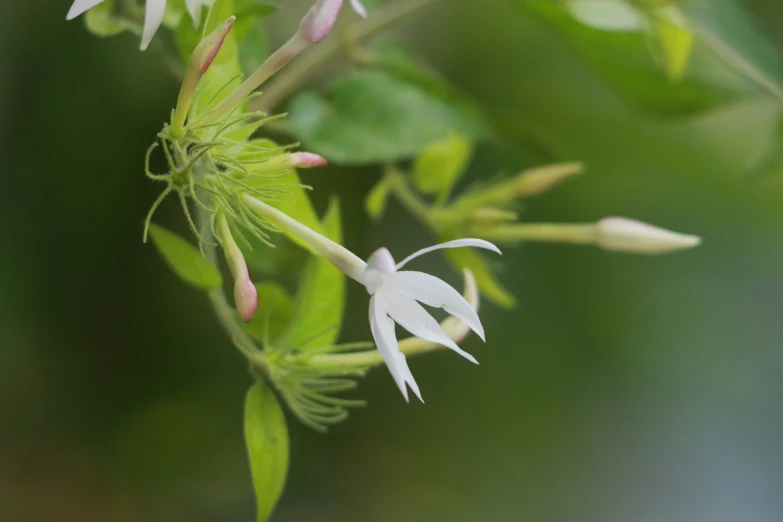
{"left": 84, "top": 0, "right": 127, "bottom": 37}
{"left": 440, "top": 233, "right": 515, "bottom": 308}
{"left": 148, "top": 223, "right": 222, "bottom": 290}
{"left": 288, "top": 70, "right": 487, "bottom": 164}
{"left": 567, "top": 0, "right": 644, "bottom": 31}
{"left": 652, "top": 7, "right": 694, "bottom": 81}
{"left": 745, "top": 110, "right": 783, "bottom": 180}
{"left": 366, "top": 176, "right": 392, "bottom": 220}
{"left": 412, "top": 133, "right": 473, "bottom": 200}
{"left": 245, "top": 282, "right": 296, "bottom": 344}
{"left": 245, "top": 381, "right": 289, "bottom": 522}
{"left": 234, "top": 1, "right": 277, "bottom": 76}
{"left": 280, "top": 198, "right": 345, "bottom": 351}
{"left": 522, "top": 0, "right": 771, "bottom": 117}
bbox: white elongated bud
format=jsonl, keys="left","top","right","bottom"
{"left": 596, "top": 217, "right": 701, "bottom": 254}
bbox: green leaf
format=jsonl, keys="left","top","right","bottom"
{"left": 234, "top": 1, "right": 277, "bottom": 76}
{"left": 245, "top": 381, "right": 289, "bottom": 522}
{"left": 84, "top": 0, "right": 127, "bottom": 37}
{"left": 365, "top": 176, "right": 392, "bottom": 221}
{"left": 245, "top": 282, "right": 296, "bottom": 345}
{"left": 522, "top": 0, "right": 773, "bottom": 118}
{"left": 745, "top": 110, "right": 783, "bottom": 180}
{"left": 148, "top": 223, "right": 222, "bottom": 290}
{"left": 440, "top": 233, "right": 515, "bottom": 308}
{"left": 288, "top": 70, "right": 488, "bottom": 164}
{"left": 412, "top": 133, "right": 473, "bottom": 200}
{"left": 651, "top": 7, "right": 694, "bottom": 81}
{"left": 280, "top": 198, "right": 345, "bottom": 351}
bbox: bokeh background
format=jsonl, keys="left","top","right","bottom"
{"left": 3, "top": 0, "right": 783, "bottom": 521}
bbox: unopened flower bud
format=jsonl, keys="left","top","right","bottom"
{"left": 218, "top": 214, "right": 258, "bottom": 322}
{"left": 596, "top": 217, "right": 701, "bottom": 254}
{"left": 511, "top": 162, "right": 583, "bottom": 198}
{"left": 299, "top": 0, "right": 367, "bottom": 44}
{"left": 190, "top": 16, "right": 236, "bottom": 75}
{"left": 300, "top": 0, "right": 343, "bottom": 44}
{"left": 234, "top": 278, "right": 259, "bottom": 323}
{"left": 470, "top": 208, "right": 518, "bottom": 226}
{"left": 170, "top": 16, "right": 236, "bottom": 137}
{"left": 289, "top": 152, "right": 328, "bottom": 168}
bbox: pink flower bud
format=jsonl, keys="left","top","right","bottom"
{"left": 191, "top": 16, "right": 236, "bottom": 75}
{"left": 298, "top": 0, "right": 366, "bottom": 44}
{"left": 234, "top": 278, "right": 259, "bottom": 323}
{"left": 290, "top": 152, "right": 328, "bottom": 168}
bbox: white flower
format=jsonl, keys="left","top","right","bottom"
{"left": 363, "top": 239, "right": 501, "bottom": 402}
{"left": 241, "top": 196, "right": 500, "bottom": 402}
{"left": 596, "top": 217, "right": 701, "bottom": 254}
{"left": 67, "top": 0, "right": 212, "bottom": 51}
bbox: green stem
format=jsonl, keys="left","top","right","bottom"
{"left": 476, "top": 223, "right": 597, "bottom": 244}
{"left": 254, "top": 0, "right": 444, "bottom": 112}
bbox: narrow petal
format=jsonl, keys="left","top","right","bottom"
{"left": 140, "top": 0, "right": 168, "bottom": 51}
{"left": 393, "top": 271, "right": 485, "bottom": 341}
{"left": 66, "top": 0, "right": 106, "bottom": 20}
{"left": 370, "top": 297, "right": 423, "bottom": 402}
{"left": 384, "top": 291, "right": 478, "bottom": 365}
{"left": 185, "top": 0, "right": 206, "bottom": 27}
{"left": 395, "top": 238, "right": 501, "bottom": 270}
{"left": 349, "top": 0, "right": 368, "bottom": 18}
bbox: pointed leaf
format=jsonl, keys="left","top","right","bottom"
{"left": 281, "top": 198, "right": 345, "bottom": 351}
{"left": 365, "top": 176, "right": 392, "bottom": 221}
{"left": 288, "top": 70, "right": 488, "bottom": 164}
{"left": 412, "top": 133, "right": 473, "bottom": 199}
{"left": 148, "top": 223, "right": 222, "bottom": 290}
{"left": 245, "top": 381, "right": 289, "bottom": 522}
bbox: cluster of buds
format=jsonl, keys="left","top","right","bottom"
{"left": 135, "top": 0, "right": 366, "bottom": 323}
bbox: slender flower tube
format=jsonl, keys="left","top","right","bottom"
{"left": 217, "top": 214, "right": 258, "bottom": 322}
{"left": 244, "top": 196, "right": 500, "bottom": 401}
{"left": 67, "top": 0, "right": 212, "bottom": 50}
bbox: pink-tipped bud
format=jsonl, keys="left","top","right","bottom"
{"left": 234, "top": 279, "right": 259, "bottom": 323}
{"left": 289, "top": 152, "right": 328, "bottom": 168}
{"left": 299, "top": 0, "right": 344, "bottom": 44}
{"left": 191, "top": 16, "right": 236, "bottom": 75}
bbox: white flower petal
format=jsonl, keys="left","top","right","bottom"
{"left": 140, "top": 0, "right": 168, "bottom": 51}
{"left": 395, "top": 238, "right": 501, "bottom": 270}
{"left": 349, "top": 0, "right": 368, "bottom": 18}
{"left": 394, "top": 271, "right": 485, "bottom": 341}
{"left": 370, "top": 296, "right": 422, "bottom": 403}
{"left": 185, "top": 0, "right": 210, "bottom": 27}
{"left": 66, "top": 0, "right": 106, "bottom": 20}
{"left": 384, "top": 291, "right": 478, "bottom": 365}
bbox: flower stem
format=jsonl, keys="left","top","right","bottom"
{"left": 254, "top": 0, "right": 444, "bottom": 112}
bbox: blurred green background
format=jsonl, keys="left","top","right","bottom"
{"left": 3, "top": 0, "right": 783, "bottom": 521}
